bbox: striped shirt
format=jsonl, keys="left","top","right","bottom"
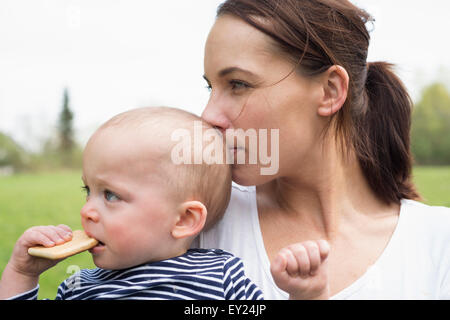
{"left": 9, "top": 249, "right": 264, "bottom": 300}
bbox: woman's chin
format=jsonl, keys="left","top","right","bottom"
{"left": 232, "top": 164, "right": 275, "bottom": 186}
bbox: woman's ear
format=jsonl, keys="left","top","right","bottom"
{"left": 317, "top": 65, "right": 349, "bottom": 117}
{"left": 171, "top": 201, "right": 207, "bottom": 239}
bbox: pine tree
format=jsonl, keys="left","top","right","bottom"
{"left": 59, "top": 88, "right": 74, "bottom": 153}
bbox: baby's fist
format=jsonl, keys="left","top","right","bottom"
{"left": 10, "top": 225, "right": 73, "bottom": 277}
{"left": 270, "top": 240, "right": 330, "bottom": 300}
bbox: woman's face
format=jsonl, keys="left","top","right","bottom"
{"left": 202, "top": 15, "right": 327, "bottom": 186}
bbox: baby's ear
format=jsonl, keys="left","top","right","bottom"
{"left": 171, "top": 201, "right": 207, "bottom": 239}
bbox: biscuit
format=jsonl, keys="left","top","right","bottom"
{"left": 28, "top": 230, "right": 99, "bottom": 260}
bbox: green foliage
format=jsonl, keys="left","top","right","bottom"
{"left": 411, "top": 83, "right": 450, "bottom": 165}
{"left": 0, "top": 88, "right": 82, "bottom": 174}
{"left": 27, "top": 145, "right": 83, "bottom": 172}
{"left": 26, "top": 88, "right": 82, "bottom": 171}
{"left": 0, "top": 132, "right": 28, "bottom": 172}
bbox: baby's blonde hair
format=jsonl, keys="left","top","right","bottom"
{"left": 100, "top": 107, "right": 231, "bottom": 230}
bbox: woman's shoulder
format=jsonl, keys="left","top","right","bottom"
{"left": 399, "top": 199, "right": 450, "bottom": 287}
{"left": 401, "top": 199, "right": 450, "bottom": 220}
{"left": 400, "top": 199, "right": 450, "bottom": 238}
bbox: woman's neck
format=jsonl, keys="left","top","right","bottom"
{"left": 258, "top": 143, "right": 392, "bottom": 240}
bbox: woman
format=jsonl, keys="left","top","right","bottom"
{"left": 197, "top": 0, "right": 450, "bottom": 299}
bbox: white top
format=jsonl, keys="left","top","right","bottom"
{"left": 195, "top": 182, "right": 450, "bottom": 300}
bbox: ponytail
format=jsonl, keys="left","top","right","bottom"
{"left": 355, "top": 62, "right": 420, "bottom": 204}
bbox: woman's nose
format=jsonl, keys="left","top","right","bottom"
{"left": 80, "top": 202, "right": 100, "bottom": 223}
{"left": 201, "top": 99, "right": 232, "bottom": 133}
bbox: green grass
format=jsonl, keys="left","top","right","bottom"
{"left": 412, "top": 166, "right": 450, "bottom": 207}
{"left": 0, "top": 171, "right": 95, "bottom": 299}
{"left": 0, "top": 167, "right": 449, "bottom": 300}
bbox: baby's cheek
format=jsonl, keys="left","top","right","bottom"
{"left": 105, "top": 223, "right": 134, "bottom": 253}
{"left": 106, "top": 221, "right": 153, "bottom": 256}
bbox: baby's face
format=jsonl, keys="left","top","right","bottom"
{"left": 80, "top": 126, "right": 179, "bottom": 270}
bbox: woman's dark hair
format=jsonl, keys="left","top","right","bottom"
{"left": 217, "top": 0, "right": 420, "bottom": 204}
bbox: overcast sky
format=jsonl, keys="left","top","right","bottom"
{"left": 1, "top": 0, "right": 449, "bottom": 150}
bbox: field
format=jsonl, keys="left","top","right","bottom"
{"left": 412, "top": 166, "right": 450, "bottom": 207}
{"left": 0, "top": 171, "right": 95, "bottom": 299}
{"left": 0, "top": 167, "right": 449, "bottom": 299}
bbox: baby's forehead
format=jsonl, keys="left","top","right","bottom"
{"left": 94, "top": 113, "right": 213, "bottom": 155}
{"left": 101, "top": 109, "right": 209, "bottom": 135}
{"left": 96, "top": 122, "right": 176, "bottom": 152}
{"left": 90, "top": 107, "right": 224, "bottom": 164}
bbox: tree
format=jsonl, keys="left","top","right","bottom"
{"left": 0, "top": 132, "right": 27, "bottom": 173}
{"left": 411, "top": 83, "right": 450, "bottom": 165}
{"left": 50, "top": 87, "right": 83, "bottom": 169}
{"left": 58, "top": 88, "right": 75, "bottom": 153}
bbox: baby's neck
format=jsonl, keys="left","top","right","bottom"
{"left": 154, "top": 242, "right": 190, "bottom": 262}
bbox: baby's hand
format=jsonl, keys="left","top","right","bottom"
{"left": 8, "top": 225, "right": 73, "bottom": 278}
{"left": 270, "top": 240, "right": 330, "bottom": 300}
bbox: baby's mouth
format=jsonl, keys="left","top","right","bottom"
{"left": 89, "top": 240, "right": 106, "bottom": 253}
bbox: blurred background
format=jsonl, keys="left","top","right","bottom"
{"left": 1, "top": 0, "right": 449, "bottom": 299}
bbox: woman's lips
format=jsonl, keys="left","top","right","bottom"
{"left": 230, "top": 147, "right": 245, "bottom": 154}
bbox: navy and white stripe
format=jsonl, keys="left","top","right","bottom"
{"left": 10, "top": 249, "right": 263, "bottom": 300}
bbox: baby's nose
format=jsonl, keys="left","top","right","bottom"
{"left": 80, "top": 202, "right": 100, "bottom": 223}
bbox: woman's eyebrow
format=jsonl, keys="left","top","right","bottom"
{"left": 218, "top": 66, "right": 257, "bottom": 78}
{"left": 203, "top": 67, "right": 261, "bottom": 82}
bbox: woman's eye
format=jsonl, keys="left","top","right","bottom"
{"left": 230, "top": 80, "right": 250, "bottom": 91}
{"left": 104, "top": 190, "right": 120, "bottom": 202}
{"left": 205, "top": 84, "right": 212, "bottom": 92}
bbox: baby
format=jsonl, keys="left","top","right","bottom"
{"left": 0, "top": 107, "right": 329, "bottom": 300}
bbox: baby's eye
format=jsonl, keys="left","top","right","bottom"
{"left": 104, "top": 190, "right": 120, "bottom": 202}
{"left": 203, "top": 77, "right": 212, "bottom": 92}
{"left": 81, "top": 185, "right": 90, "bottom": 196}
